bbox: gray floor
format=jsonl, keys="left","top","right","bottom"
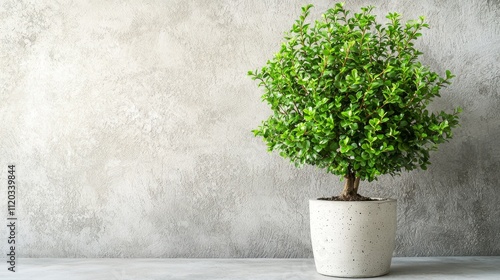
{"left": 0, "top": 257, "right": 499, "bottom": 280}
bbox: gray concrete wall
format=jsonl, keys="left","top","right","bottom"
{"left": 0, "top": 0, "right": 499, "bottom": 257}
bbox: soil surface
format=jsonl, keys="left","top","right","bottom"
{"left": 318, "top": 194, "right": 376, "bottom": 201}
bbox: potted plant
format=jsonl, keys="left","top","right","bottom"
{"left": 248, "top": 3, "right": 460, "bottom": 278}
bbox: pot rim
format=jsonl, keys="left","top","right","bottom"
{"left": 310, "top": 198, "right": 396, "bottom": 203}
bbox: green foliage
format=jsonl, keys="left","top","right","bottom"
{"left": 249, "top": 3, "right": 460, "bottom": 183}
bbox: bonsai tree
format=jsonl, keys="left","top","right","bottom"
{"left": 249, "top": 3, "right": 460, "bottom": 201}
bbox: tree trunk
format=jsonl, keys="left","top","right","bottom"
{"left": 353, "top": 177, "right": 360, "bottom": 193}
{"left": 340, "top": 173, "right": 361, "bottom": 201}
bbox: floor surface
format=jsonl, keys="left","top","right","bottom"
{"left": 0, "top": 257, "right": 499, "bottom": 279}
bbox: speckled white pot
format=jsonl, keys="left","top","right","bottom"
{"left": 310, "top": 198, "right": 397, "bottom": 278}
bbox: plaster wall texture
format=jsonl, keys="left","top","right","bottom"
{"left": 0, "top": 0, "right": 499, "bottom": 258}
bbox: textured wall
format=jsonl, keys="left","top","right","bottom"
{"left": 0, "top": 0, "right": 499, "bottom": 258}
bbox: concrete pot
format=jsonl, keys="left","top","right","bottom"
{"left": 309, "top": 198, "right": 397, "bottom": 278}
